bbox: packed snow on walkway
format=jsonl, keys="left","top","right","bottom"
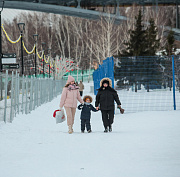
{"left": 0, "top": 82, "right": 180, "bottom": 177}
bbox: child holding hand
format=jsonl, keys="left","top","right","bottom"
{"left": 78, "top": 95, "right": 98, "bottom": 133}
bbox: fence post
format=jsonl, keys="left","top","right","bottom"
{"left": 14, "top": 71, "right": 17, "bottom": 117}
{"left": 40, "top": 78, "right": 42, "bottom": 105}
{"left": 17, "top": 73, "right": 20, "bottom": 114}
{"left": 25, "top": 75, "right": 28, "bottom": 114}
{"left": 37, "top": 78, "right": 40, "bottom": 107}
{"left": 4, "top": 70, "right": 8, "bottom": 123}
{"left": 21, "top": 75, "right": 24, "bottom": 114}
{"left": 29, "top": 76, "right": 33, "bottom": 112}
{"left": 172, "top": 55, "right": 176, "bottom": 110}
{"left": 32, "top": 77, "right": 35, "bottom": 110}
{"left": 10, "top": 71, "right": 14, "bottom": 123}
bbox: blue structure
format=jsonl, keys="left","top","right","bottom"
{"left": 1, "top": 1, "right": 180, "bottom": 39}
{"left": 93, "top": 56, "right": 114, "bottom": 95}
{"left": 172, "top": 55, "right": 176, "bottom": 110}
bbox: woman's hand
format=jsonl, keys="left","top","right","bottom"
{"left": 96, "top": 107, "right": 99, "bottom": 110}
{"left": 117, "top": 105, "right": 124, "bottom": 114}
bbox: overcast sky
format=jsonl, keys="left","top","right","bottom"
{"left": 2, "top": 8, "right": 29, "bottom": 22}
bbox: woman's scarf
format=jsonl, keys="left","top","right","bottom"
{"left": 68, "top": 84, "right": 79, "bottom": 91}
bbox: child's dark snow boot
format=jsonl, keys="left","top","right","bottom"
{"left": 109, "top": 125, "right": 112, "bottom": 132}
{"left": 104, "top": 128, "right": 108, "bottom": 133}
{"left": 88, "top": 129, "right": 92, "bottom": 133}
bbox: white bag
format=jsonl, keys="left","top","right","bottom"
{"left": 56, "top": 109, "right": 66, "bottom": 124}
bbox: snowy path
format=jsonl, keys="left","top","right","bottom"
{"left": 0, "top": 82, "right": 180, "bottom": 177}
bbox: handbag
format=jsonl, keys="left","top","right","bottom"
{"left": 53, "top": 109, "right": 66, "bottom": 124}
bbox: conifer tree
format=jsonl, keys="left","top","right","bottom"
{"left": 146, "top": 18, "right": 160, "bottom": 56}
{"left": 121, "top": 10, "right": 148, "bottom": 56}
{"left": 163, "top": 30, "right": 176, "bottom": 56}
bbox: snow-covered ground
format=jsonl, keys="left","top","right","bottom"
{"left": 0, "top": 82, "right": 180, "bottom": 177}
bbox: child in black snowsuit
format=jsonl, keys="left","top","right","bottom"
{"left": 78, "top": 95, "right": 98, "bottom": 133}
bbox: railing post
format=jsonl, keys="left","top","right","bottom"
{"left": 29, "top": 76, "right": 33, "bottom": 112}
{"left": 172, "top": 55, "right": 176, "bottom": 110}
{"left": 21, "top": 75, "right": 24, "bottom": 114}
{"left": 77, "top": 0, "right": 81, "bottom": 9}
{"left": 17, "top": 72, "right": 20, "bottom": 114}
{"left": 10, "top": 71, "right": 14, "bottom": 123}
{"left": 4, "top": 70, "right": 8, "bottom": 123}
{"left": 37, "top": 78, "right": 40, "bottom": 107}
{"left": 33, "top": 77, "right": 36, "bottom": 110}
{"left": 25, "top": 75, "right": 28, "bottom": 114}
{"left": 14, "top": 71, "right": 17, "bottom": 117}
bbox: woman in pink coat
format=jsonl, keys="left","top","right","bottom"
{"left": 60, "top": 75, "right": 84, "bottom": 134}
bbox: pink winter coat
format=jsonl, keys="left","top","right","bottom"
{"left": 60, "top": 87, "right": 83, "bottom": 108}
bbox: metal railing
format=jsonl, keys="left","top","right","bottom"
{"left": 0, "top": 70, "right": 66, "bottom": 123}
{"left": 114, "top": 55, "right": 180, "bottom": 112}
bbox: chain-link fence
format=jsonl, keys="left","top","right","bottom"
{"left": 0, "top": 70, "right": 66, "bottom": 123}
{"left": 62, "top": 69, "right": 94, "bottom": 83}
{"left": 114, "top": 56, "right": 180, "bottom": 112}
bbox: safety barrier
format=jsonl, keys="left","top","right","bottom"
{"left": 93, "top": 55, "right": 180, "bottom": 112}
{"left": 0, "top": 71, "right": 66, "bottom": 123}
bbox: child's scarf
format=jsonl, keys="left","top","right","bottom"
{"left": 68, "top": 84, "right": 79, "bottom": 91}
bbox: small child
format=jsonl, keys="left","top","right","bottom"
{"left": 78, "top": 95, "right": 98, "bottom": 133}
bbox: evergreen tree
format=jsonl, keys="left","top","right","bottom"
{"left": 115, "top": 11, "right": 162, "bottom": 92}
{"left": 146, "top": 18, "right": 160, "bottom": 56}
{"left": 163, "top": 30, "right": 176, "bottom": 56}
{"left": 143, "top": 19, "right": 161, "bottom": 91}
{"left": 161, "top": 30, "right": 176, "bottom": 91}
{"left": 121, "top": 10, "right": 148, "bottom": 56}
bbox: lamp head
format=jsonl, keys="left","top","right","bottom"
{"left": 17, "top": 23, "right": 25, "bottom": 33}
{"left": 33, "top": 34, "right": 38, "bottom": 42}
{"left": 42, "top": 42, "right": 46, "bottom": 50}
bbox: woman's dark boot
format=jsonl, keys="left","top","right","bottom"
{"left": 104, "top": 127, "right": 108, "bottom": 133}
{"left": 109, "top": 125, "right": 112, "bottom": 132}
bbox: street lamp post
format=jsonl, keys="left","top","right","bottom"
{"left": 0, "top": 1, "right": 4, "bottom": 101}
{"left": 42, "top": 42, "right": 46, "bottom": 78}
{"left": 53, "top": 53, "right": 56, "bottom": 80}
{"left": 33, "top": 34, "right": 38, "bottom": 77}
{"left": 17, "top": 23, "right": 25, "bottom": 75}
{"left": 48, "top": 48, "right": 51, "bottom": 78}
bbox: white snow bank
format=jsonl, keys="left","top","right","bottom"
{"left": 0, "top": 81, "right": 180, "bottom": 177}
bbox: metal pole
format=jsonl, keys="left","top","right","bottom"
{"left": 29, "top": 76, "right": 33, "bottom": 112}
{"left": 0, "top": 2, "right": 4, "bottom": 101}
{"left": 0, "top": 1, "right": 4, "bottom": 74}
{"left": 17, "top": 73, "right": 20, "bottom": 114}
{"left": 116, "top": 0, "right": 120, "bottom": 16}
{"left": 54, "top": 57, "right": 55, "bottom": 80}
{"left": 25, "top": 75, "right": 28, "bottom": 114}
{"left": 21, "top": 33, "right": 24, "bottom": 75}
{"left": 49, "top": 63, "right": 50, "bottom": 78}
{"left": 10, "top": 71, "right": 14, "bottom": 123}
{"left": 21, "top": 74, "right": 24, "bottom": 114}
{"left": 35, "top": 44, "right": 37, "bottom": 77}
{"left": 43, "top": 53, "right": 45, "bottom": 78}
{"left": 0, "top": 11, "right": 2, "bottom": 73}
{"left": 81, "top": 69, "right": 83, "bottom": 82}
{"left": 156, "top": 0, "right": 158, "bottom": 15}
{"left": 14, "top": 71, "right": 17, "bottom": 117}
{"left": 176, "top": 1, "right": 179, "bottom": 29}
{"left": 4, "top": 70, "right": 8, "bottom": 123}
{"left": 77, "top": 0, "right": 81, "bottom": 8}
{"left": 172, "top": 55, "right": 176, "bottom": 110}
